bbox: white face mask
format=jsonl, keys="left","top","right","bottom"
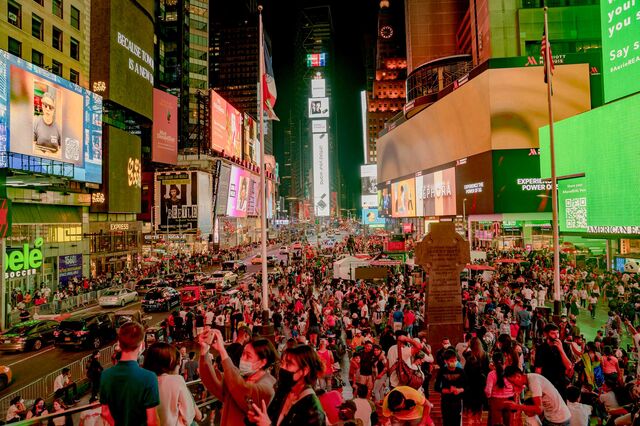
{"left": 239, "top": 360, "right": 258, "bottom": 377}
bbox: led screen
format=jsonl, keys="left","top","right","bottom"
{"left": 312, "top": 133, "right": 330, "bottom": 216}
{"left": 308, "top": 98, "right": 329, "bottom": 118}
{"left": 378, "top": 182, "right": 391, "bottom": 217}
{"left": 215, "top": 162, "right": 231, "bottom": 215}
{"left": 152, "top": 89, "right": 178, "bottom": 164}
{"left": 226, "top": 166, "right": 251, "bottom": 218}
{"left": 391, "top": 178, "right": 416, "bottom": 218}
{"left": 361, "top": 164, "right": 377, "bottom": 196}
{"left": 540, "top": 94, "right": 640, "bottom": 235}
{"left": 362, "top": 208, "right": 385, "bottom": 227}
{"left": 108, "top": 127, "right": 141, "bottom": 213}
{"left": 455, "top": 152, "right": 494, "bottom": 215}
{"left": 210, "top": 90, "right": 243, "bottom": 158}
{"left": 415, "top": 168, "right": 456, "bottom": 217}
{"left": 155, "top": 171, "right": 198, "bottom": 233}
{"left": 0, "top": 51, "right": 102, "bottom": 183}
{"left": 600, "top": 0, "right": 640, "bottom": 102}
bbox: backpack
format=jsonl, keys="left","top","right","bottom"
{"left": 391, "top": 342, "right": 424, "bottom": 390}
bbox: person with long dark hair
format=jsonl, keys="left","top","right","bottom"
{"left": 247, "top": 345, "right": 326, "bottom": 426}
{"left": 25, "top": 398, "right": 48, "bottom": 425}
{"left": 463, "top": 337, "right": 488, "bottom": 424}
{"left": 485, "top": 351, "right": 515, "bottom": 425}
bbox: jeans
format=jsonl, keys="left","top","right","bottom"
{"left": 441, "top": 398, "right": 462, "bottom": 426}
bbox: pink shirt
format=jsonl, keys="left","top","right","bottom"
{"left": 485, "top": 370, "right": 515, "bottom": 399}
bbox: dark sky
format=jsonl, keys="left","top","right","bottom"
{"left": 262, "top": 0, "right": 380, "bottom": 211}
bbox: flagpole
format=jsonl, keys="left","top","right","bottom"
{"left": 544, "top": 6, "right": 561, "bottom": 318}
{"left": 258, "top": 6, "right": 271, "bottom": 333}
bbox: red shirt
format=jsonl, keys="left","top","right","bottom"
{"left": 404, "top": 311, "right": 416, "bottom": 326}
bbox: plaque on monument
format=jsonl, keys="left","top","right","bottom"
{"left": 415, "top": 222, "right": 470, "bottom": 347}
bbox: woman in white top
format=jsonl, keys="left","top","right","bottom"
{"left": 144, "top": 342, "right": 202, "bottom": 426}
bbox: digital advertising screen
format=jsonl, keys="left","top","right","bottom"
{"left": 210, "top": 90, "right": 242, "bottom": 157}
{"left": 226, "top": 166, "right": 251, "bottom": 218}
{"left": 360, "top": 164, "right": 377, "bottom": 196}
{"left": 247, "top": 173, "right": 261, "bottom": 216}
{"left": 415, "top": 168, "right": 456, "bottom": 217}
{"left": 540, "top": 94, "right": 640, "bottom": 235}
{"left": 493, "top": 149, "right": 552, "bottom": 214}
{"left": 391, "top": 177, "right": 416, "bottom": 218}
{"left": 378, "top": 183, "right": 391, "bottom": 217}
{"left": 227, "top": 103, "right": 243, "bottom": 159}
{"left": 152, "top": 89, "right": 178, "bottom": 165}
{"left": 0, "top": 51, "right": 102, "bottom": 183}
{"left": 107, "top": 127, "right": 141, "bottom": 213}
{"left": 155, "top": 171, "right": 198, "bottom": 233}
{"left": 215, "top": 162, "right": 231, "bottom": 216}
{"left": 455, "top": 152, "right": 494, "bottom": 215}
{"left": 312, "top": 120, "right": 327, "bottom": 133}
{"left": 361, "top": 195, "right": 377, "bottom": 209}
{"left": 308, "top": 98, "right": 329, "bottom": 118}
{"left": 311, "top": 79, "right": 326, "bottom": 97}
{"left": 600, "top": 0, "right": 640, "bottom": 103}
{"left": 312, "top": 133, "right": 330, "bottom": 216}
{"left": 362, "top": 208, "right": 385, "bottom": 227}
{"left": 243, "top": 114, "right": 257, "bottom": 163}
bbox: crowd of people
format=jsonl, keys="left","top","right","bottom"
{"left": 4, "top": 227, "right": 640, "bottom": 426}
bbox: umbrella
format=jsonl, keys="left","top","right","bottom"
{"left": 465, "top": 264, "right": 496, "bottom": 271}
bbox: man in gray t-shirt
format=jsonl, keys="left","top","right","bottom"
{"left": 33, "top": 93, "right": 61, "bottom": 153}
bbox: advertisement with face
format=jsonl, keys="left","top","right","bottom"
{"left": 227, "top": 103, "right": 243, "bottom": 159}
{"left": 155, "top": 171, "right": 198, "bottom": 233}
{"left": 308, "top": 97, "right": 329, "bottom": 118}
{"left": 227, "top": 166, "right": 250, "bottom": 218}
{"left": 391, "top": 178, "right": 416, "bottom": 218}
{"left": 362, "top": 208, "right": 385, "bottom": 227}
{"left": 454, "top": 152, "right": 494, "bottom": 215}
{"left": 415, "top": 168, "right": 457, "bottom": 217}
{"left": 243, "top": 114, "right": 257, "bottom": 163}
{"left": 378, "top": 183, "right": 391, "bottom": 217}
{"left": 152, "top": 89, "right": 178, "bottom": 164}
{"left": 1, "top": 51, "right": 103, "bottom": 183}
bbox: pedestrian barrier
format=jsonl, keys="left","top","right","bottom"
{"left": 0, "top": 344, "right": 115, "bottom": 415}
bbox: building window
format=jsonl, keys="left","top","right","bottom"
{"left": 53, "top": 0, "right": 63, "bottom": 18}
{"left": 70, "top": 37, "right": 79, "bottom": 60}
{"left": 33, "top": 0, "right": 44, "bottom": 5}
{"left": 32, "top": 49, "right": 43, "bottom": 67}
{"left": 52, "top": 26, "right": 62, "bottom": 51}
{"left": 70, "top": 5, "right": 79, "bottom": 29}
{"left": 51, "top": 59, "right": 62, "bottom": 76}
{"left": 69, "top": 68, "right": 79, "bottom": 84}
{"left": 8, "top": 0, "right": 21, "bottom": 28}
{"left": 32, "top": 14, "right": 43, "bottom": 40}
{"left": 8, "top": 37, "right": 21, "bottom": 57}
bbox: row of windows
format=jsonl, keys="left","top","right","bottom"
{"left": 7, "top": 37, "right": 80, "bottom": 84}
{"left": 9, "top": 0, "right": 80, "bottom": 30}
{"left": 7, "top": 1, "right": 81, "bottom": 60}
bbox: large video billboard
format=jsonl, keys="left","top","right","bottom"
{"left": 108, "top": 127, "right": 141, "bottom": 213}
{"left": 540, "top": 94, "right": 640, "bottom": 235}
{"left": 391, "top": 177, "right": 416, "bottom": 218}
{"left": 90, "top": 0, "right": 154, "bottom": 119}
{"left": 415, "top": 168, "right": 456, "bottom": 217}
{"left": 155, "top": 171, "right": 198, "bottom": 233}
{"left": 0, "top": 51, "right": 102, "bottom": 183}
{"left": 152, "top": 89, "right": 178, "bottom": 165}
{"left": 455, "top": 152, "right": 494, "bottom": 215}
{"left": 226, "top": 166, "right": 251, "bottom": 218}
{"left": 312, "top": 133, "right": 330, "bottom": 216}
{"left": 600, "top": 0, "right": 640, "bottom": 103}
{"left": 215, "top": 162, "right": 231, "bottom": 215}
{"left": 378, "top": 182, "right": 391, "bottom": 217}
{"left": 361, "top": 164, "right": 377, "bottom": 196}
{"left": 210, "top": 90, "right": 242, "bottom": 158}
{"left": 362, "top": 208, "right": 386, "bottom": 227}
{"left": 308, "top": 98, "right": 330, "bottom": 118}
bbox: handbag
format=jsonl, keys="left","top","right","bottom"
{"left": 391, "top": 341, "right": 424, "bottom": 389}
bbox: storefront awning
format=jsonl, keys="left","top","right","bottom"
{"left": 12, "top": 204, "right": 82, "bottom": 224}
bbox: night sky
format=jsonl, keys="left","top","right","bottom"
{"left": 262, "top": 0, "right": 380, "bottom": 212}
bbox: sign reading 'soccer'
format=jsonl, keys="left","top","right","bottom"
{"left": 5, "top": 238, "right": 44, "bottom": 279}
{"left": 600, "top": 0, "right": 640, "bottom": 102}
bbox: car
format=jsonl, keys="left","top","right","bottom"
{"left": 54, "top": 313, "right": 116, "bottom": 350}
{"left": 267, "top": 255, "right": 279, "bottom": 267}
{"left": 221, "top": 260, "right": 247, "bottom": 274}
{"left": 182, "top": 272, "right": 206, "bottom": 285}
{"left": 114, "top": 310, "right": 151, "bottom": 332}
{"left": 162, "top": 273, "right": 183, "bottom": 288}
{"left": 142, "top": 287, "right": 181, "bottom": 312}
{"left": 250, "top": 255, "right": 263, "bottom": 265}
{"left": 211, "top": 271, "right": 238, "bottom": 288}
{"left": 179, "top": 286, "right": 204, "bottom": 306}
{"left": 135, "top": 277, "right": 162, "bottom": 295}
{"left": 0, "top": 365, "right": 11, "bottom": 391}
{"left": 279, "top": 246, "right": 289, "bottom": 254}
{"left": 98, "top": 288, "right": 138, "bottom": 308}
{"left": 0, "top": 319, "right": 60, "bottom": 352}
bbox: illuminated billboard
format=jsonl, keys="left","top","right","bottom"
{"left": 215, "top": 162, "right": 231, "bottom": 216}
{"left": 415, "top": 168, "right": 456, "bottom": 216}
{"left": 0, "top": 51, "right": 102, "bottom": 183}
{"left": 378, "top": 182, "right": 391, "bottom": 217}
{"left": 306, "top": 53, "right": 327, "bottom": 67}
{"left": 360, "top": 164, "right": 377, "bottom": 196}
{"left": 311, "top": 79, "right": 326, "bottom": 97}
{"left": 243, "top": 114, "right": 257, "bottom": 163}
{"left": 226, "top": 166, "right": 251, "bottom": 218}
{"left": 391, "top": 178, "right": 416, "bottom": 218}
{"left": 362, "top": 208, "right": 386, "bottom": 227}
{"left": 600, "top": 0, "right": 640, "bottom": 102}
{"left": 454, "top": 152, "right": 494, "bottom": 215}
{"left": 308, "top": 98, "right": 329, "bottom": 118}
{"left": 90, "top": 0, "right": 154, "bottom": 119}
{"left": 152, "top": 89, "right": 178, "bottom": 165}
{"left": 540, "top": 94, "right": 640, "bottom": 235}
{"left": 107, "top": 127, "right": 141, "bottom": 213}
{"left": 312, "top": 120, "right": 327, "bottom": 133}
{"left": 313, "top": 133, "right": 330, "bottom": 216}
{"left": 210, "top": 90, "right": 243, "bottom": 158}
{"left": 155, "top": 171, "right": 198, "bottom": 233}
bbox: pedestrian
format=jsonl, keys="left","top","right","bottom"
{"left": 485, "top": 351, "right": 515, "bottom": 426}
{"left": 381, "top": 386, "right": 434, "bottom": 426}
{"left": 463, "top": 337, "right": 488, "bottom": 424}
{"left": 435, "top": 349, "right": 467, "bottom": 426}
{"left": 53, "top": 368, "right": 79, "bottom": 404}
{"left": 86, "top": 350, "right": 103, "bottom": 400}
{"left": 566, "top": 385, "right": 592, "bottom": 426}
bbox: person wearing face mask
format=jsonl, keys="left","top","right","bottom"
{"left": 435, "top": 350, "right": 467, "bottom": 426}
{"left": 144, "top": 342, "right": 202, "bottom": 426}
{"left": 199, "top": 328, "right": 278, "bottom": 426}
{"left": 99, "top": 321, "right": 160, "bottom": 426}
{"left": 247, "top": 344, "right": 326, "bottom": 426}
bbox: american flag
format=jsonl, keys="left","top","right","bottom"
{"left": 541, "top": 28, "right": 555, "bottom": 84}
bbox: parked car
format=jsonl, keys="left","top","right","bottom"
{"left": 142, "top": 287, "right": 181, "bottom": 312}
{"left": 0, "top": 365, "right": 11, "bottom": 390}
{"left": 0, "top": 319, "right": 59, "bottom": 352}
{"left": 221, "top": 260, "right": 247, "bottom": 274}
{"left": 98, "top": 288, "right": 138, "bottom": 308}
{"left": 211, "top": 271, "right": 237, "bottom": 288}
{"left": 250, "top": 255, "right": 263, "bottom": 265}
{"left": 179, "top": 286, "right": 204, "bottom": 306}
{"left": 266, "top": 255, "right": 279, "bottom": 267}
{"left": 135, "top": 278, "right": 162, "bottom": 295}
{"left": 114, "top": 310, "right": 151, "bottom": 332}
{"left": 250, "top": 255, "right": 278, "bottom": 266}
{"left": 162, "top": 273, "right": 183, "bottom": 288}
{"left": 54, "top": 313, "right": 116, "bottom": 350}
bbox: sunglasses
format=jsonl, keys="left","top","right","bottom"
{"left": 43, "top": 103, "right": 55, "bottom": 110}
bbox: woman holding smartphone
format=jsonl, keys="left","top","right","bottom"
{"left": 199, "top": 328, "right": 278, "bottom": 426}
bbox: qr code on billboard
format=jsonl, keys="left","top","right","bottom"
{"left": 565, "top": 197, "right": 587, "bottom": 229}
